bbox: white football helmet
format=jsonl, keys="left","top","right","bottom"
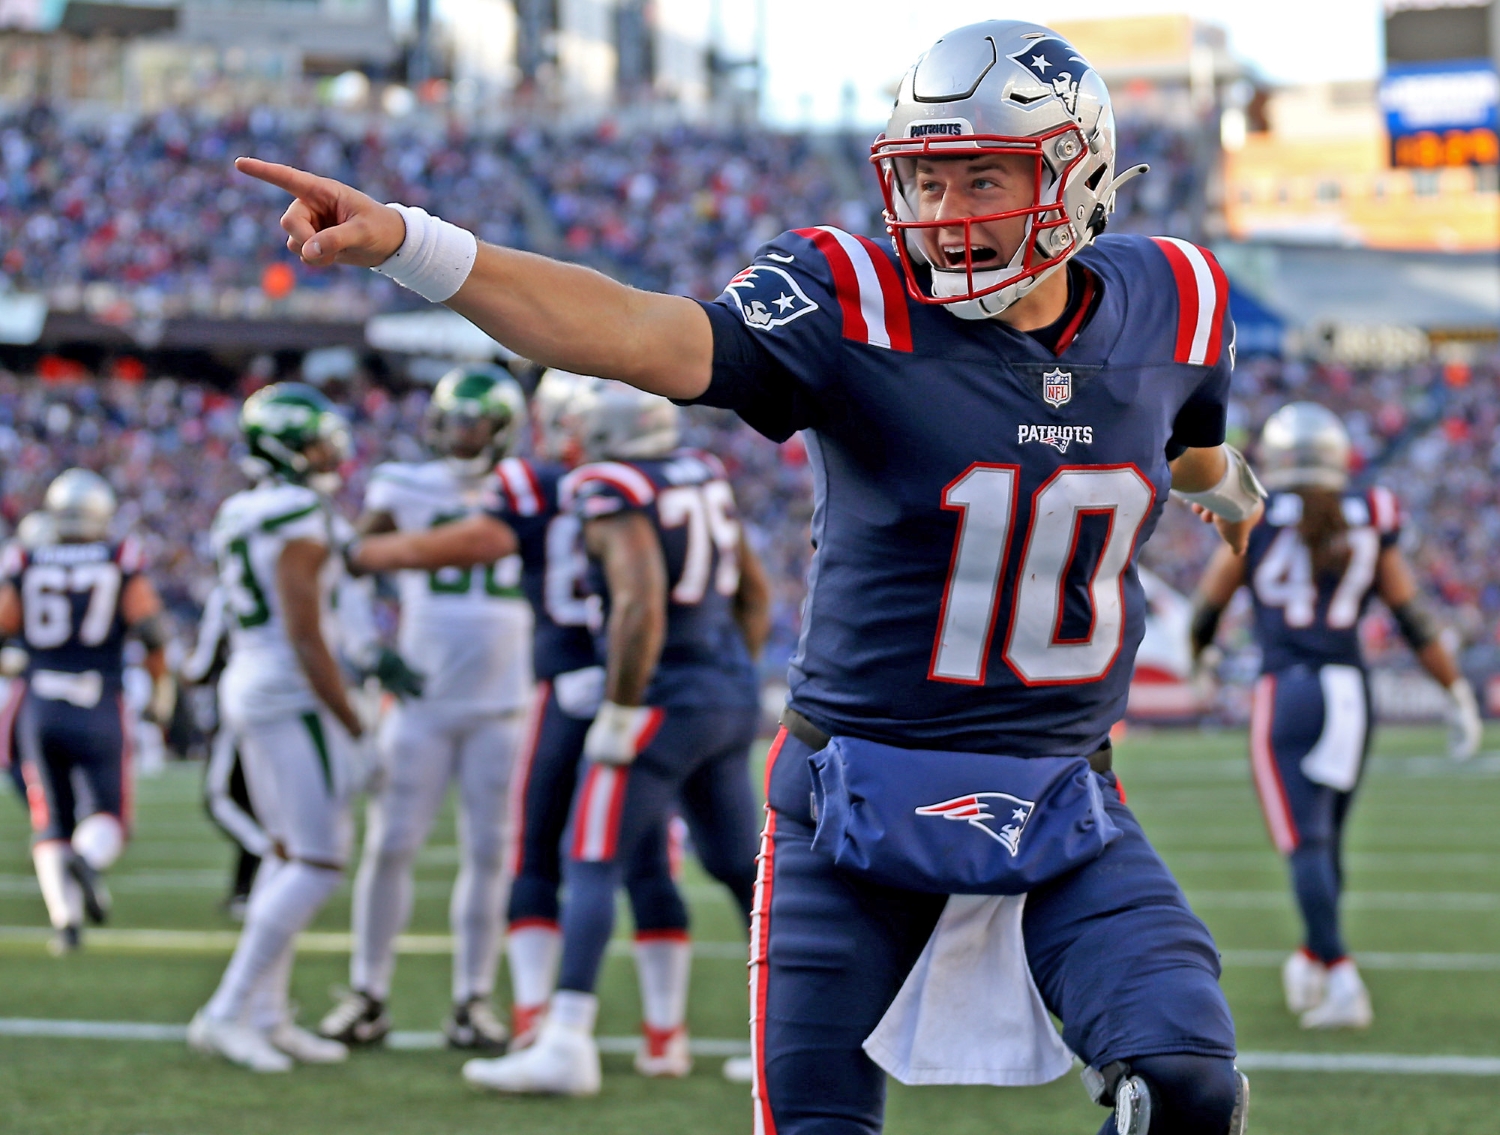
{"left": 44, "top": 468, "right": 116, "bottom": 542}
{"left": 531, "top": 368, "right": 594, "bottom": 464}
{"left": 570, "top": 379, "right": 679, "bottom": 462}
{"left": 874, "top": 20, "right": 1146, "bottom": 319}
{"left": 1258, "top": 403, "right": 1352, "bottom": 491}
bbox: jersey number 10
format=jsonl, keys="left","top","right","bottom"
{"left": 930, "top": 465, "right": 1154, "bottom": 686}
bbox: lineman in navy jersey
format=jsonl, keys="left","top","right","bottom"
{"left": 462, "top": 380, "right": 770, "bottom": 1095}
{"left": 241, "top": 17, "right": 1265, "bottom": 1132}
{"left": 0, "top": 470, "right": 168, "bottom": 955}
{"left": 347, "top": 370, "right": 694, "bottom": 1063}
{"left": 1192, "top": 403, "right": 1480, "bottom": 1031}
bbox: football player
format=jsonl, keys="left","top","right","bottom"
{"left": 460, "top": 379, "right": 769, "bottom": 1095}
{"left": 180, "top": 584, "right": 271, "bottom": 919}
{"left": 1191, "top": 402, "right": 1482, "bottom": 1030}
{"left": 320, "top": 365, "right": 533, "bottom": 1052}
{"left": 241, "top": 19, "right": 1263, "bottom": 1130}
{"left": 0, "top": 471, "right": 168, "bottom": 955}
{"left": 347, "top": 370, "right": 704, "bottom": 1067}
{"left": 188, "top": 383, "right": 362, "bottom": 1073}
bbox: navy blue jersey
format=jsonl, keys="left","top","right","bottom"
{"left": 562, "top": 451, "right": 759, "bottom": 710}
{"left": 2, "top": 537, "right": 144, "bottom": 689}
{"left": 692, "top": 227, "right": 1234, "bottom": 755}
{"left": 1244, "top": 487, "right": 1401, "bottom": 674}
{"left": 486, "top": 457, "right": 601, "bottom": 681}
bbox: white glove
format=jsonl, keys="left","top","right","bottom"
{"left": 1446, "top": 678, "right": 1483, "bottom": 762}
{"left": 583, "top": 701, "right": 661, "bottom": 766}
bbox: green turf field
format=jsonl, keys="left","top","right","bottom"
{"left": 2, "top": 723, "right": 1497, "bottom": 1135}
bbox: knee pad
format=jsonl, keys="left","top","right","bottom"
{"left": 1084, "top": 1057, "right": 1248, "bottom": 1135}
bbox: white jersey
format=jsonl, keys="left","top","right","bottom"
{"left": 364, "top": 461, "right": 532, "bottom": 713}
{"left": 210, "top": 480, "right": 350, "bottom": 724}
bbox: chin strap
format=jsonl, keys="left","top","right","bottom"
{"left": 1089, "top": 163, "right": 1150, "bottom": 236}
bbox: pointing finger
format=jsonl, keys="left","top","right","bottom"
{"left": 234, "top": 157, "right": 331, "bottom": 202}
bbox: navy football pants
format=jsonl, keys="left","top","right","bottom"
{"left": 557, "top": 705, "right": 760, "bottom": 994}
{"left": 507, "top": 681, "right": 688, "bottom": 937}
{"left": 17, "top": 690, "right": 130, "bottom": 843}
{"left": 1250, "top": 666, "right": 1370, "bottom": 964}
{"left": 754, "top": 731, "right": 1237, "bottom": 1135}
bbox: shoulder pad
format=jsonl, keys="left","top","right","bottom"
{"left": 0, "top": 542, "right": 25, "bottom": 578}
{"left": 561, "top": 461, "right": 658, "bottom": 518}
{"left": 1147, "top": 237, "right": 1231, "bottom": 367}
{"left": 492, "top": 457, "right": 547, "bottom": 518}
{"left": 1365, "top": 486, "right": 1401, "bottom": 534}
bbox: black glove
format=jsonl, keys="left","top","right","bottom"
{"left": 372, "top": 649, "right": 425, "bottom": 700}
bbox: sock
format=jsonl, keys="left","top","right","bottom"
{"left": 72, "top": 813, "right": 124, "bottom": 871}
{"left": 549, "top": 990, "right": 598, "bottom": 1035}
{"left": 32, "top": 840, "right": 83, "bottom": 930}
{"left": 450, "top": 839, "right": 506, "bottom": 1004}
{"left": 508, "top": 920, "right": 562, "bottom": 1010}
{"left": 247, "top": 939, "right": 296, "bottom": 1032}
{"left": 556, "top": 860, "right": 620, "bottom": 995}
{"left": 633, "top": 931, "right": 691, "bottom": 1034}
{"left": 348, "top": 835, "right": 417, "bottom": 1002}
{"left": 1289, "top": 842, "right": 1345, "bottom": 964}
{"left": 205, "top": 861, "right": 341, "bottom": 1023}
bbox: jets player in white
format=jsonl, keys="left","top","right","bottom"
{"left": 320, "top": 366, "right": 533, "bottom": 1051}
{"left": 189, "top": 383, "right": 363, "bottom": 1073}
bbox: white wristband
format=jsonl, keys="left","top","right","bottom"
{"left": 583, "top": 701, "right": 661, "bottom": 766}
{"left": 1173, "top": 444, "right": 1266, "bottom": 523}
{"left": 372, "top": 203, "right": 478, "bottom": 303}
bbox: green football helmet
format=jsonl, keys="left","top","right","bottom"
{"left": 426, "top": 365, "right": 527, "bottom": 476}
{"left": 240, "top": 382, "right": 351, "bottom": 485}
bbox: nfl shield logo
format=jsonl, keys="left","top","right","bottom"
{"left": 1042, "top": 368, "right": 1072, "bottom": 408}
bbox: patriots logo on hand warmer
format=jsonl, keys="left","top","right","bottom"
{"left": 915, "top": 792, "right": 1036, "bottom": 856}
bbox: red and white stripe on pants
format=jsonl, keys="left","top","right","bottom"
{"left": 1249, "top": 674, "right": 1299, "bottom": 854}
{"left": 570, "top": 762, "right": 631, "bottom": 863}
{"left": 749, "top": 727, "right": 787, "bottom": 1135}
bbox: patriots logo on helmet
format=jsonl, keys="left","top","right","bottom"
{"left": 914, "top": 792, "right": 1036, "bottom": 856}
{"left": 1009, "top": 38, "right": 1092, "bottom": 117}
{"left": 723, "top": 264, "right": 820, "bottom": 331}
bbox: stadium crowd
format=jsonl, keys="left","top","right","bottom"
{"left": 2, "top": 102, "right": 1209, "bottom": 319}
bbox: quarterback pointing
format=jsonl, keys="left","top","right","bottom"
{"left": 241, "top": 19, "right": 1264, "bottom": 1133}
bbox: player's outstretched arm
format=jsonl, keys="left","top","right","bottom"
{"left": 348, "top": 514, "right": 517, "bottom": 575}
{"left": 234, "top": 158, "right": 713, "bottom": 400}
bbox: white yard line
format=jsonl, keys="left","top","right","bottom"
{"left": 3, "top": 1018, "right": 1498, "bottom": 1074}
{"left": 0, "top": 925, "right": 748, "bottom": 959}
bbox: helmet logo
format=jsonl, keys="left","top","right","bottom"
{"left": 1042, "top": 367, "right": 1073, "bottom": 408}
{"left": 1009, "top": 39, "right": 1091, "bottom": 116}
{"left": 906, "top": 118, "right": 973, "bottom": 139}
{"left": 723, "top": 265, "right": 820, "bottom": 331}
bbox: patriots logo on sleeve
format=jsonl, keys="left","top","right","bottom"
{"left": 1009, "top": 38, "right": 1092, "bottom": 116}
{"left": 723, "top": 264, "right": 820, "bottom": 331}
{"left": 915, "top": 791, "right": 1036, "bottom": 856}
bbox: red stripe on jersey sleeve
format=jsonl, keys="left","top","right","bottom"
{"left": 854, "top": 234, "right": 914, "bottom": 353}
{"left": 1151, "top": 237, "right": 1200, "bottom": 364}
{"left": 795, "top": 227, "right": 868, "bottom": 344}
{"left": 1201, "top": 246, "right": 1230, "bottom": 368}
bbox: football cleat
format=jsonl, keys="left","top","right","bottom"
{"left": 317, "top": 989, "right": 390, "bottom": 1046}
{"left": 634, "top": 1024, "right": 692, "bottom": 1078}
{"left": 187, "top": 1010, "right": 293, "bottom": 1073}
{"left": 270, "top": 1021, "right": 349, "bottom": 1064}
{"left": 48, "top": 924, "right": 81, "bottom": 957}
{"left": 508, "top": 1002, "right": 547, "bottom": 1052}
{"left": 722, "top": 1055, "right": 755, "bottom": 1083}
{"left": 1300, "top": 959, "right": 1373, "bottom": 1030}
{"left": 444, "top": 997, "right": 510, "bottom": 1052}
{"left": 1281, "top": 949, "right": 1328, "bottom": 1015}
{"left": 67, "top": 855, "right": 110, "bottom": 925}
{"left": 462, "top": 1018, "right": 601, "bottom": 1096}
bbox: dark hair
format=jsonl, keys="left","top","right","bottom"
{"left": 1297, "top": 487, "right": 1350, "bottom": 580}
